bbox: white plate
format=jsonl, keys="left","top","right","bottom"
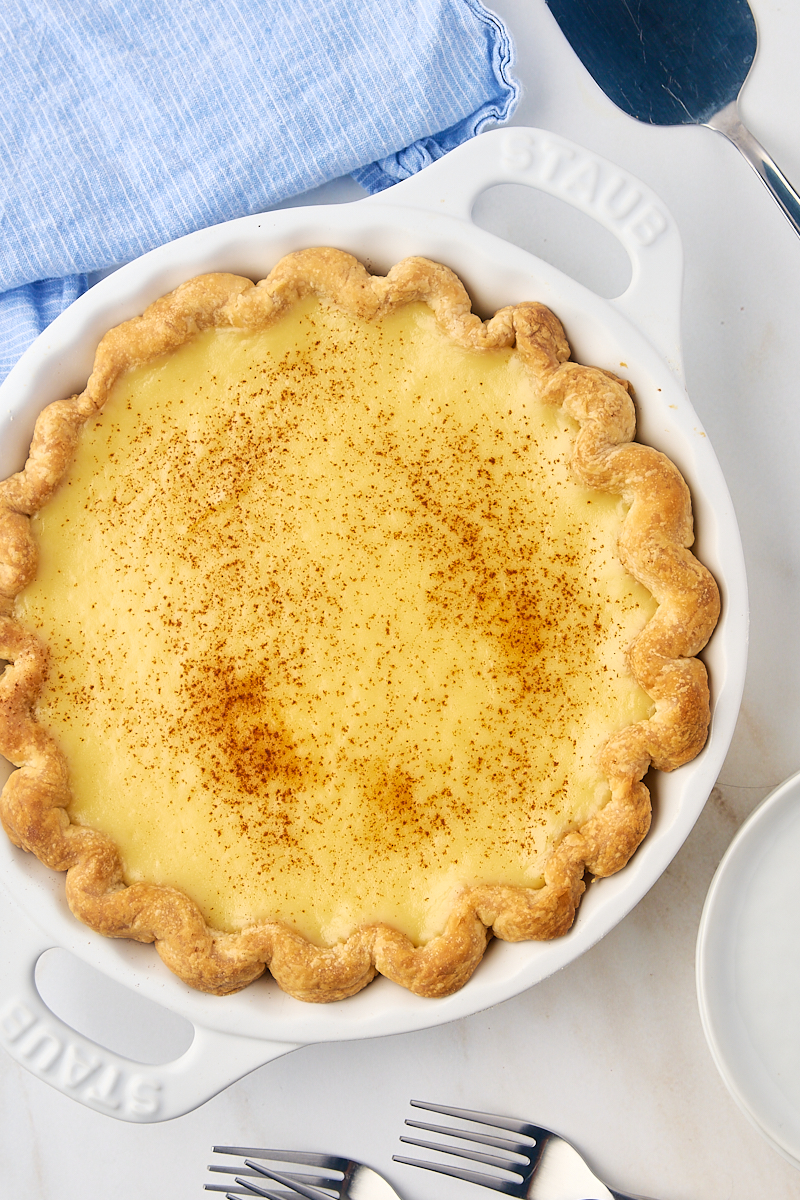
{"left": 697, "top": 770, "right": 800, "bottom": 1170}
{"left": 0, "top": 127, "right": 748, "bottom": 1121}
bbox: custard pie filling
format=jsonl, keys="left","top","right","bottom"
{"left": 18, "top": 298, "right": 655, "bottom": 947}
{"left": 0, "top": 251, "right": 719, "bottom": 1000}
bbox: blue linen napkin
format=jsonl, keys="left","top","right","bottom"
{"left": 0, "top": 0, "right": 518, "bottom": 385}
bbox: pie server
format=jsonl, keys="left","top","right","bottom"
{"left": 0, "top": 128, "right": 748, "bottom": 1121}
{"left": 545, "top": 0, "right": 800, "bottom": 237}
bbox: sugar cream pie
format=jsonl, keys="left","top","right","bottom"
{"left": 0, "top": 250, "right": 719, "bottom": 1002}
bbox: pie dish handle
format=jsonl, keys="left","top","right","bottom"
{"left": 0, "top": 907, "right": 299, "bottom": 1122}
{"left": 369, "top": 126, "right": 684, "bottom": 377}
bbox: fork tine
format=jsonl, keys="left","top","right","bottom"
{"left": 226, "top": 1187, "right": 287, "bottom": 1200}
{"left": 392, "top": 1155, "right": 521, "bottom": 1196}
{"left": 404, "top": 1120, "right": 532, "bottom": 1157}
{"left": 206, "top": 1181, "right": 297, "bottom": 1197}
{"left": 234, "top": 1176, "right": 314, "bottom": 1200}
{"left": 409, "top": 1101, "right": 548, "bottom": 1142}
{"left": 207, "top": 1182, "right": 324, "bottom": 1197}
{"left": 232, "top": 1180, "right": 296, "bottom": 1200}
{"left": 209, "top": 1166, "right": 334, "bottom": 1187}
{"left": 214, "top": 1148, "right": 348, "bottom": 1171}
{"left": 242, "top": 1161, "right": 339, "bottom": 1200}
{"left": 210, "top": 1147, "right": 346, "bottom": 1200}
{"left": 399, "top": 1135, "right": 524, "bottom": 1174}
{"left": 206, "top": 1189, "right": 280, "bottom": 1198}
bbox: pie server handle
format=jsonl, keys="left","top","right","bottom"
{"left": 0, "top": 890, "right": 298, "bottom": 1122}
{"left": 707, "top": 101, "right": 800, "bottom": 240}
{"left": 367, "top": 126, "right": 685, "bottom": 378}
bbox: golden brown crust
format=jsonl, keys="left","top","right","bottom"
{"left": 0, "top": 249, "right": 720, "bottom": 1002}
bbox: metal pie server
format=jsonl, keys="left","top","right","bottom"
{"left": 545, "top": 0, "right": 800, "bottom": 237}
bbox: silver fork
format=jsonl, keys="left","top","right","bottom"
{"left": 205, "top": 1147, "right": 403, "bottom": 1200}
{"left": 393, "top": 1101, "right": 659, "bottom": 1200}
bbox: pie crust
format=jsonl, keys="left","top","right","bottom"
{"left": 0, "top": 249, "right": 720, "bottom": 1002}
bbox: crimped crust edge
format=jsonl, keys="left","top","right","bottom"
{"left": 0, "top": 250, "right": 720, "bottom": 1001}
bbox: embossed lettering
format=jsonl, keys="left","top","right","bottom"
{"left": 538, "top": 140, "right": 576, "bottom": 182}
{"left": 500, "top": 130, "right": 536, "bottom": 171}
{"left": 601, "top": 176, "right": 643, "bottom": 221}
{"left": 83, "top": 1063, "right": 122, "bottom": 1109}
{"left": 1, "top": 998, "right": 167, "bottom": 1117}
{"left": 127, "top": 1074, "right": 163, "bottom": 1118}
{"left": 60, "top": 1043, "right": 102, "bottom": 1088}
{"left": 498, "top": 134, "right": 668, "bottom": 251}
{"left": 0, "top": 999, "right": 38, "bottom": 1042}
{"left": 565, "top": 161, "right": 600, "bottom": 204}
{"left": 19, "top": 1026, "right": 62, "bottom": 1071}
{"left": 628, "top": 205, "right": 668, "bottom": 245}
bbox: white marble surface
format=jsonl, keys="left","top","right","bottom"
{"left": 3, "top": 0, "right": 800, "bottom": 1195}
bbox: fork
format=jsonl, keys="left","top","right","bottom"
{"left": 205, "top": 1147, "right": 403, "bottom": 1200}
{"left": 393, "top": 1101, "right": 658, "bottom": 1200}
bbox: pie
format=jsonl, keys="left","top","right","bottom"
{"left": 0, "top": 249, "right": 719, "bottom": 1002}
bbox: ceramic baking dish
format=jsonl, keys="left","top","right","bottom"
{"left": 0, "top": 128, "right": 748, "bottom": 1121}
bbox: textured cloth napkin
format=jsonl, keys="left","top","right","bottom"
{"left": 0, "top": 0, "right": 518, "bottom": 385}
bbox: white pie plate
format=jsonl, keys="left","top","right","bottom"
{"left": 697, "top": 770, "right": 800, "bottom": 1170}
{"left": 0, "top": 127, "right": 748, "bottom": 1121}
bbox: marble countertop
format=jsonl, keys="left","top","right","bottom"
{"left": 3, "top": 0, "right": 800, "bottom": 1195}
